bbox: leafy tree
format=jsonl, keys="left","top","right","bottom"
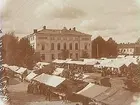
{"left": 2, "top": 32, "right": 19, "bottom": 65}
{"left": 17, "top": 38, "right": 39, "bottom": 69}
{"left": 92, "top": 36, "right": 118, "bottom": 58}
{"left": 106, "top": 38, "right": 118, "bottom": 57}
{"left": 92, "top": 36, "right": 108, "bottom": 58}
{"left": 2, "top": 33, "right": 40, "bottom": 69}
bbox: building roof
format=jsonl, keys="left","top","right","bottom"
{"left": 16, "top": 67, "right": 27, "bottom": 74}
{"left": 76, "top": 83, "right": 109, "bottom": 99}
{"left": 102, "top": 89, "right": 133, "bottom": 105}
{"left": 94, "top": 87, "right": 120, "bottom": 102}
{"left": 52, "top": 68, "right": 64, "bottom": 76}
{"left": 25, "top": 72, "right": 38, "bottom": 81}
{"left": 27, "top": 27, "right": 92, "bottom": 37}
{"left": 37, "top": 28, "right": 91, "bottom": 36}
{"left": 8, "top": 66, "right": 20, "bottom": 72}
{"left": 33, "top": 73, "right": 66, "bottom": 87}
{"left": 118, "top": 43, "right": 136, "bottom": 48}
{"left": 118, "top": 43, "right": 140, "bottom": 48}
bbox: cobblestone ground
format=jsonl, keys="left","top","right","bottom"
{"left": 7, "top": 78, "right": 81, "bottom": 105}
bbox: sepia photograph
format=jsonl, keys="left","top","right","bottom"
{"left": 1, "top": 0, "right": 140, "bottom": 105}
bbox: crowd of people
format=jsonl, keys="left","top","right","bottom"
{"left": 0, "top": 68, "right": 11, "bottom": 104}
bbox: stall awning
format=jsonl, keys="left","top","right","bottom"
{"left": 2, "top": 64, "right": 9, "bottom": 68}
{"left": 66, "top": 61, "right": 85, "bottom": 65}
{"left": 33, "top": 73, "right": 66, "bottom": 87}
{"left": 52, "top": 68, "right": 64, "bottom": 75}
{"left": 94, "top": 87, "right": 120, "bottom": 102}
{"left": 102, "top": 89, "right": 133, "bottom": 105}
{"left": 8, "top": 66, "right": 19, "bottom": 72}
{"left": 36, "top": 62, "right": 50, "bottom": 69}
{"left": 25, "top": 72, "right": 38, "bottom": 81}
{"left": 16, "top": 67, "right": 27, "bottom": 74}
{"left": 52, "top": 59, "right": 68, "bottom": 64}
{"left": 77, "top": 83, "right": 109, "bottom": 99}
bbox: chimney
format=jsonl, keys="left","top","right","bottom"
{"left": 34, "top": 29, "right": 37, "bottom": 33}
{"left": 73, "top": 27, "right": 76, "bottom": 31}
{"left": 63, "top": 27, "right": 67, "bottom": 30}
{"left": 43, "top": 26, "right": 46, "bottom": 30}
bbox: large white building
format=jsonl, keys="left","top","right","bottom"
{"left": 27, "top": 26, "right": 92, "bottom": 62}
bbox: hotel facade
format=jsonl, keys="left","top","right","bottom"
{"left": 27, "top": 26, "right": 92, "bottom": 62}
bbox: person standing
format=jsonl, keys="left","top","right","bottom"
{"left": 47, "top": 88, "right": 51, "bottom": 101}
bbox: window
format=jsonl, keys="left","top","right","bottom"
{"left": 75, "top": 43, "right": 78, "bottom": 50}
{"left": 76, "top": 53, "right": 78, "bottom": 59}
{"left": 32, "top": 44, "right": 34, "bottom": 48}
{"left": 64, "top": 43, "right": 67, "bottom": 50}
{"left": 51, "top": 54, "right": 55, "bottom": 60}
{"left": 70, "top": 53, "right": 73, "bottom": 58}
{"left": 58, "top": 53, "right": 61, "bottom": 59}
{"left": 51, "top": 43, "right": 54, "bottom": 50}
{"left": 32, "top": 36, "right": 34, "bottom": 40}
{"left": 82, "top": 38, "right": 89, "bottom": 40}
{"left": 63, "top": 37, "right": 67, "bottom": 40}
{"left": 75, "top": 37, "right": 79, "bottom": 40}
{"left": 85, "top": 44, "right": 87, "bottom": 50}
{"left": 41, "top": 54, "right": 45, "bottom": 60}
{"left": 57, "top": 43, "right": 60, "bottom": 50}
{"left": 51, "top": 37, "right": 55, "bottom": 40}
{"left": 69, "top": 37, "right": 73, "bottom": 40}
{"left": 69, "top": 43, "right": 72, "bottom": 50}
{"left": 41, "top": 44, "right": 45, "bottom": 50}
{"left": 57, "top": 37, "right": 61, "bottom": 40}
{"left": 38, "top": 37, "right": 47, "bottom": 40}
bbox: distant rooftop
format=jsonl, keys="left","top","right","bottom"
{"left": 118, "top": 43, "right": 140, "bottom": 48}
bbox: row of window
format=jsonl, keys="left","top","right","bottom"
{"left": 41, "top": 53, "right": 79, "bottom": 61}
{"left": 41, "top": 43, "right": 79, "bottom": 50}
{"left": 38, "top": 36, "right": 79, "bottom": 41}
{"left": 82, "top": 38, "right": 90, "bottom": 40}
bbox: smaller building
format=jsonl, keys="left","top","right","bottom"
{"left": 118, "top": 43, "right": 140, "bottom": 56}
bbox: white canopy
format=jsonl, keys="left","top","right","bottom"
{"left": 33, "top": 73, "right": 66, "bottom": 87}
{"left": 52, "top": 68, "right": 64, "bottom": 75}
{"left": 8, "top": 66, "right": 19, "bottom": 72}
{"left": 66, "top": 61, "right": 85, "bottom": 65}
{"left": 2, "top": 64, "right": 9, "bottom": 68}
{"left": 35, "top": 62, "right": 50, "bottom": 69}
{"left": 77, "top": 83, "right": 95, "bottom": 94}
{"left": 52, "top": 59, "right": 70, "bottom": 64}
{"left": 76, "top": 83, "right": 109, "bottom": 99}
{"left": 16, "top": 67, "right": 27, "bottom": 74}
{"left": 26, "top": 72, "right": 38, "bottom": 81}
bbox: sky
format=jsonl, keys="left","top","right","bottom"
{"left": 0, "top": 0, "right": 140, "bottom": 43}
